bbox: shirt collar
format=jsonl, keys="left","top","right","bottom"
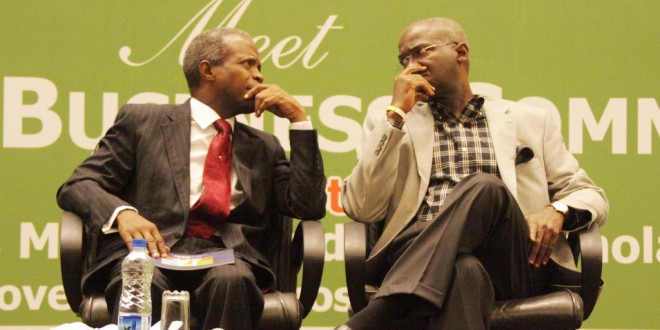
{"left": 190, "top": 97, "right": 236, "bottom": 131}
{"left": 430, "top": 95, "right": 485, "bottom": 123}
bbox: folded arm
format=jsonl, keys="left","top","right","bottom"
{"left": 341, "top": 107, "right": 408, "bottom": 223}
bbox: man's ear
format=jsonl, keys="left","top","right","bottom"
{"left": 456, "top": 42, "right": 469, "bottom": 64}
{"left": 199, "top": 60, "right": 215, "bottom": 82}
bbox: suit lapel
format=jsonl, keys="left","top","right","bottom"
{"left": 232, "top": 122, "right": 263, "bottom": 213}
{"left": 484, "top": 99, "right": 518, "bottom": 197}
{"left": 162, "top": 101, "right": 192, "bottom": 217}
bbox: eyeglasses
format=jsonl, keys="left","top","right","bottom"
{"left": 398, "top": 42, "right": 458, "bottom": 67}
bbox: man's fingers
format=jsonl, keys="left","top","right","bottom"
{"left": 526, "top": 220, "right": 539, "bottom": 265}
{"left": 158, "top": 241, "right": 170, "bottom": 257}
{"left": 403, "top": 65, "right": 427, "bottom": 75}
{"left": 418, "top": 81, "right": 435, "bottom": 97}
{"left": 123, "top": 231, "right": 145, "bottom": 251}
{"left": 117, "top": 214, "right": 170, "bottom": 257}
{"left": 152, "top": 232, "right": 170, "bottom": 257}
{"left": 527, "top": 221, "right": 537, "bottom": 242}
{"left": 244, "top": 84, "right": 267, "bottom": 99}
{"left": 146, "top": 240, "right": 169, "bottom": 258}
{"left": 253, "top": 89, "right": 302, "bottom": 121}
{"left": 120, "top": 233, "right": 134, "bottom": 251}
{"left": 541, "top": 234, "right": 559, "bottom": 265}
{"left": 143, "top": 235, "right": 160, "bottom": 258}
{"left": 534, "top": 232, "right": 552, "bottom": 267}
{"left": 253, "top": 93, "right": 265, "bottom": 116}
{"left": 525, "top": 208, "right": 565, "bottom": 267}
{"left": 252, "top": 87, "right": 277, "bottom": 116}
{"left": 256, "top": 94, "right": 275, "bottom": 115}
{"left": 528, "top": 240, "right": 541, "bottom": 265}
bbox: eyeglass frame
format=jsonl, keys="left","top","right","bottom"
{"left": 398, "top": 42, "right": 459, "bottom": 67}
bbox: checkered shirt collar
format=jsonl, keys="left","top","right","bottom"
{"left": 430, "top": 95, "right": 485, "bottom": 123}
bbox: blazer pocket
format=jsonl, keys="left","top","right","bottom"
{"left": 515, "top": 157, "right": 542, "bottom": 174}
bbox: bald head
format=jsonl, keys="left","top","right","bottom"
{"left": 397, "top": 17, "right": 473, "bottom": 108}
{"left": 403, "top": 17, "right": 468, "bottom": 46}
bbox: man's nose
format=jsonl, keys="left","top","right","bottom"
{"left": 253, "top": 70, "right": 264, "bottom": 83}
{"left": 405, "top": 56, "right": 420, "bottom": 69}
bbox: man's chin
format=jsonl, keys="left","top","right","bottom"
{"left": 222, "top": 101, "right": 255, "bottom": 118}
{"left": 238, "top": 100, "right": 256, "bottom": 115}
{"left": 416, "top": 93, "right": 430, "bottom": 103}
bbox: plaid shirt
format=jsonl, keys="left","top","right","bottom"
{"left": 415, "top": 95, "right": 500, "bottom": 222}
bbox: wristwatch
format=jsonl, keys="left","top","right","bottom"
{"left": 550, "top": 201, "right": 569, "bottom": 216}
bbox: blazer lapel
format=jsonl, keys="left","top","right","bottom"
{"left": 408, "top": 102, "right": 434, "bottom": 189}
{"left": 484, "top": 99, "right": 518, "bottom": 197}
{"left": 162, "top": 101, "right": 192, "bottom": 217}
{"left": 371, "top": 103, "right": 434, "bottom": 258}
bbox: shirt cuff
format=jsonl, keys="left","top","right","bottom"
{"left": 562, "top": 206, "right": 592, "bottom": 231}
{"left": 102, "top": 206, "right": 138, "bottom": 234}
{"left": 290, "top": 120, "right": 313, "bottom": 130}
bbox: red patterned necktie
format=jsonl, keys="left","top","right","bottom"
{"left": 185, "top": 119, "right": 232, "bottom": 239}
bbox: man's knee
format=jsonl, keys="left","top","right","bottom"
{"left": 454, "top": 255, "right": 494, "bottom": 298}
{"left": 453, "top": 255, "right": 495, "bottom": 314}
{"left": 455, "top": 255, "right": 488, "bottom": 278}
{"left": 205, "top": 263, "right": 256, "bottom": 291}
{"left": 429, "top": 255, "right": 494, "bottom": 328}
{"left": 459, "top": 173, "right": 513, "bottom": 206}
{"left": 464, "top": 173, "right": 506, "bottom": 190}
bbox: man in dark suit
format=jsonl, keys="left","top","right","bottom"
{"left": 57, "top": 28, "right": 326, "bottom": 330}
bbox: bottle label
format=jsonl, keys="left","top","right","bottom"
{"left": 118, "top": 314, "right": 152, "bottom": 330}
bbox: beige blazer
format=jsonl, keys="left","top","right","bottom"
{"left": 342, "top": 98, "right": 608, "bottom": 270}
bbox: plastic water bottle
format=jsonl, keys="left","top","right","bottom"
{"left": 117, "top": 238, "right": 153, "bottom": 330}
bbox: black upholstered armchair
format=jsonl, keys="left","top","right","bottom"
{"left": 343, "top": 221, "right": 604, "bottom": 329}
{"left": 60, "top": 211, "right": 325, "bottom": 330}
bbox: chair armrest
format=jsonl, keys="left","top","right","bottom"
{"left": 290, "top": 220, "right": 325, "bottom": 318}
{"left": 490, "top": 290, "right": 583, "bottom": 330}
{"left": 343, "top": 221, "right": 368, "bottom": 314}
{"left": 567, "top": 224, "right": 603, "bottom": 319}
{"left": 60, "top": 211, "right": 84, "bottom": 314}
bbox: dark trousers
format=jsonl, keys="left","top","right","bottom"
{"left": 374, "top": 173, "right": 542, "bottom": 328}
{"left": 106, "top": 236, "right": 264, "bottom": 330}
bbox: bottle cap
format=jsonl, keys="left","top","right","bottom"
{"left": 132, "top": 238, "right": 147, "bottom": 248}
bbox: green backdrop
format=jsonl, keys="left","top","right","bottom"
{"left": 1, "top": 1, "right": 658, "bottom": 328}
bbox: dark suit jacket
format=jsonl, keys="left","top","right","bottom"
{"left": 57, "top": 100, "right": 326, "bottom": 292}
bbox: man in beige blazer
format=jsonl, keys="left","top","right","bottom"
{"left": 338, "top": 18, "right": 608, "bottom": 329}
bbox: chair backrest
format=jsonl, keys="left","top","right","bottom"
{"left": 262, "top": 214, "right": 294, "bottom": 292}
{"left": 59, "top": 211, "right": 84, "bottom": 314}
{"left": 60, "top": 211, "right": 112, "bottom": 327}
